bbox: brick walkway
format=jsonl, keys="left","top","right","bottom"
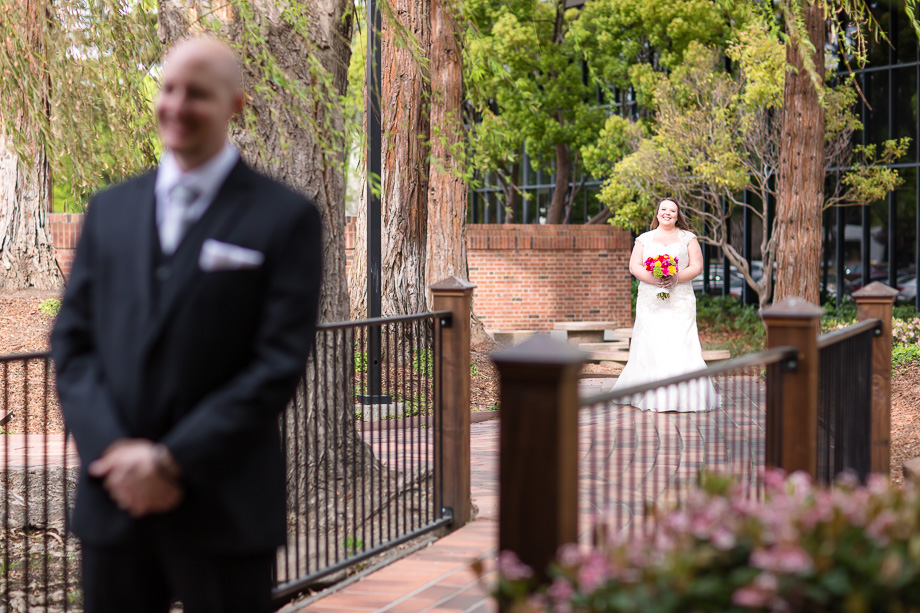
{"left": 285, "top": 375, "right": 767, "bottom": 612}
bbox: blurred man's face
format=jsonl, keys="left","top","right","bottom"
{"left": 155, "top": 40, "right": 242, "bottom": 169}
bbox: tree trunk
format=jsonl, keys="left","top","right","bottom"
{"left": 426, "top": 0, "right": 467, "bottom": 304}
{"left": 774, "top": 1, "right": 825, "bottom": 304}
{"left": 0, "top": 0, "right": 62, "bottom": 291}
{"left": 0, "top": 139, "right": 61, "bottom": 290}
{"left": 546, "top": 140, "right": 570, "bottom": 224}
{"left": 158, "top": 1, "right": 351, "bottom": 324}
{"left": 379, "top": 0, "right": 431, "bottom": 316}
{"left": 502, "top": 162, "right": 520, "bottom": 224}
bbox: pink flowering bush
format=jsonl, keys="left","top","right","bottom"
{"left": 893, "top": 317, "right": 920, "bottom": 346}
{"left": 494, "top": 471, "right": 920, "bottom": 612}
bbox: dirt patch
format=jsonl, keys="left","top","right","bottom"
{"left": 891, "top": 361, "right": 920, "bottom": 485}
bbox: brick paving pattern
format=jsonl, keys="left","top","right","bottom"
{"left": 293, "top": 374, "right": 767, "bottom": 612}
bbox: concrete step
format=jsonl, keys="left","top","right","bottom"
{"left": 605, "top": 328, "right": 634, "bottom": 341}
{"left": 588, "top": 349, "right": 733, "bottom": 365}
{"left": 553, "top": 321, "right": 619, "bottom": 332}
{"left": 579, "top": 341, "right": 630, "bottom": 352}
{"left": 702, "top": 349, "right": 732, "bottom": 363}
{"left": 488, "top": 330, "right": 536, "bottom": 345}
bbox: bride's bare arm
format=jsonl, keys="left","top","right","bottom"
{"left": 673, "top": 238, "right": 703, "bottom": 285}
{"left": 628, "top": 243, "right": 660, "bottom": 285}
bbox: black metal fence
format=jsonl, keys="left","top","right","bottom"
{"left": 273, "top": 312, "right": 452, "bottom": 602}
{"left": 816, "top": 319, "right": 880, "bottom": 485}
{"left": 0, "top": 312, "right": 453, "bottom": 611}
{"left": 0, "top": 352, "right": 80, "bottom": 612}
{"left": 576, "top": 348, "right": 797, "bottom": 539}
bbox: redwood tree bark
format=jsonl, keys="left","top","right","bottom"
{"left": 426, "top": 0, "right": 468, "bottom": 305}
{"left": 0, "top": 1, "right": 62, "bottom": 290}
{"left": 774, "top": 1, "right": 825, "bottom": 304}
{"left": 380, "top": 0, "right": 431, "bottom": 316}
{"left": 349, "top": 0, "right": 431, "bottom": 317}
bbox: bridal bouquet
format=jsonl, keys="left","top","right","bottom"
{"left": 645, "top": 254, "right": 679, "bottom": 300}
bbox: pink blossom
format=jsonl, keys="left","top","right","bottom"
{"left": 497, "top": 550, "right": 533, "bottom": 581}
{"left": 548, "top": 578, "right": 575, "bottom": 604}
{"left": 711, "top": 528, "right": 736, "bottom": 551}
{"left": 732, "top": 587, "right": 770, "bottom": 608}
{"left": 577, "top": 552, "right": 610, "bottom": 593}
{"left": 750, "top": 545, "right": 813, "bottom": 574}
{"left": 753, "top": 572, "right": 779, "bottom": 592}
{"left": 868, "top": 473, "right": 889, "bottom": 496}
{"left": 867, "top": 509, "right": 897, "bottom": 545}
{"left": 557, "top": 543, "right": 582, "bottom": 567}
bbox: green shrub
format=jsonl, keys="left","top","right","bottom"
{"left": 696, "top": 295, "right": 764, "bottom": 355}
{"left": 354, "top": 349, "right": 368, "bottom": 373}
{"left": 494, "top": 471, "right": 920, "bottom": 612}
{"left": 38, "top": 299, "right": 61, "bottom": 316}
{"left": 892, "top": 344, "right": 920, "bottom": 370}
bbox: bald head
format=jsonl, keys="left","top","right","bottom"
{"left": 164, "top": 37, "right": 242, "bottom": 96}
{"left": 156, "top": 36, "right": 244, "bottom": 170}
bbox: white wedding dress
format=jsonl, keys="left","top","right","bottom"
{"left": 611, "top": 229, "right": 719, "bottom": 412}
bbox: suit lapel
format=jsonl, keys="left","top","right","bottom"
{"left": 145, "top": 160, "right": 255, "bottom": 347}
{"left": 132, "top": 171, "right": 158, "bottom": 326}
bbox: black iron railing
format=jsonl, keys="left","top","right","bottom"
{"left": 0, "top": 352, "right": 81, "bottom": 611}
{"left": 816, "top": 319, "right": 880, "bottom": 485}
{"left": 576, "top": 347, "right": 797, "bottom": 539}
{"left": 0, "top": 312, "right": 454, "bottom": 610}
{"left": 272, "top": 312, "right": 453, "bottom": 602}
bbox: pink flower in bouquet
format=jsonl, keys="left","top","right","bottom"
{"left": 644, "top": 254, "right": 679, "bottom": 300}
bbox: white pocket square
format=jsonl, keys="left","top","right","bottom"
{"left": 199, "top": 239, "right": 265, "bottom": 272}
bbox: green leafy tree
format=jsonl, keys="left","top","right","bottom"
{"left": 464, "top": 0, "right": 748, "bottom": 225}
{"left": 595, "top": 21, "right": 907, "bottom": 308}
{"left": 464, "top": 0, "right": 605, "bottom": 224}
{"left": 0, "top": 0, "right": 159, "bottom": 289}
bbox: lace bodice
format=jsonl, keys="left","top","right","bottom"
{"left": 635, "top": 229, "right": 695, "bottom": 309}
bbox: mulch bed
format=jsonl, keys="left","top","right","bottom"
{"left": 890, "top": 361, "right": 920, "bottom": 484}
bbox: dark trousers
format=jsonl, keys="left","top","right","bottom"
{"left": 81, "top": 539, "right": 275, "bottom": 613}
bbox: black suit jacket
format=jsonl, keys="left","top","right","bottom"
{"left": 50, "top": 160, "right": 322, "bottom": 553}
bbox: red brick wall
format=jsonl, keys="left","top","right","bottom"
{"left": 52, "top": 214, "right": 633, "bottom": 330}
{"left": 343, "top": 221, "right": 633, "bottom": 332}
{"left": 466, "top": 225, "right": 633, "bottom": 331}
{"left": 49, "top": 213, "right": 84, "bottom": 278}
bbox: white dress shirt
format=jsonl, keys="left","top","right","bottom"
{"left": 155, "top": 143, "right": 240, "bottom": 247}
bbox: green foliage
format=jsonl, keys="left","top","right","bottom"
{"left": 412, "top": 349, "right": 434, "bottom": 378}
{"left": 342, "top": 536, "right": 364, "bottom": 556}
{"left": 354, "top": 349, "right": 368, "bottom": 374}
{"left": 596, "top": 14, "right": 908, "bottom": 306}
{"left": 696, "top": 295, "right": 765, "bottom": 355}
{"left": 0, "top": 0, "right": 161, "bottom": 210}
{"left": 38, "top": 299, "right": 61, "bottom": 317}
{"left": 892, "top": 344, "right": 920, "bottom": 370}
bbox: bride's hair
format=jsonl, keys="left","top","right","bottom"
{"left": 650, "top": 198, "right": 691, "bottom": 231}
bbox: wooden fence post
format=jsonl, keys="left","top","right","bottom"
{"left": 761, "top": 298, "right": 823, "bottom": 478}
{"left": 431, "top": 276, "right": 476, "bottom": 529}
{"left": 852, "top": 281, "right": 899, "bottom": 475}
{"left": 491, "top": 335, "right": 586, "bottom": 584}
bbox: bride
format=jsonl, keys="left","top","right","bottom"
{"left": 611, "top": 198, "right": 718, "bottom": 412}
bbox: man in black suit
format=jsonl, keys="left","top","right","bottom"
{"left": 51, "top": 37, "right": 322, "bottom": 613}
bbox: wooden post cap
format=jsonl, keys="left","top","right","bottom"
{"left": 760, "top": 297, "right": 824, "bottom": 320}
{"left": 491, "top": 334, "right": 589, "bottom": 367}
{"left": 852, "top": 282, "right": 900, "bottom": 301}
{"left": 429, "top": 276, "right": 477, "bottom": 293}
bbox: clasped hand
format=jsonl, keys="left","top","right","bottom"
{"left": 657, "top": 275, "right": 677, "bottom": 289}
{"left": 88, "top": 439, "right": 184, "bottom": 518}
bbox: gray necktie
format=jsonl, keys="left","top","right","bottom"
{"left": 160, "top": 184, "right": 200, "bottom": 255}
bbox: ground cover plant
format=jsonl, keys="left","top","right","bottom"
{"left": 493, "top": 471, "right": 920, "bottom": 612}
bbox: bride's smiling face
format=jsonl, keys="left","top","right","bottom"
{"left": 657, "top": 200, "right": 679, "bottom": 229}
